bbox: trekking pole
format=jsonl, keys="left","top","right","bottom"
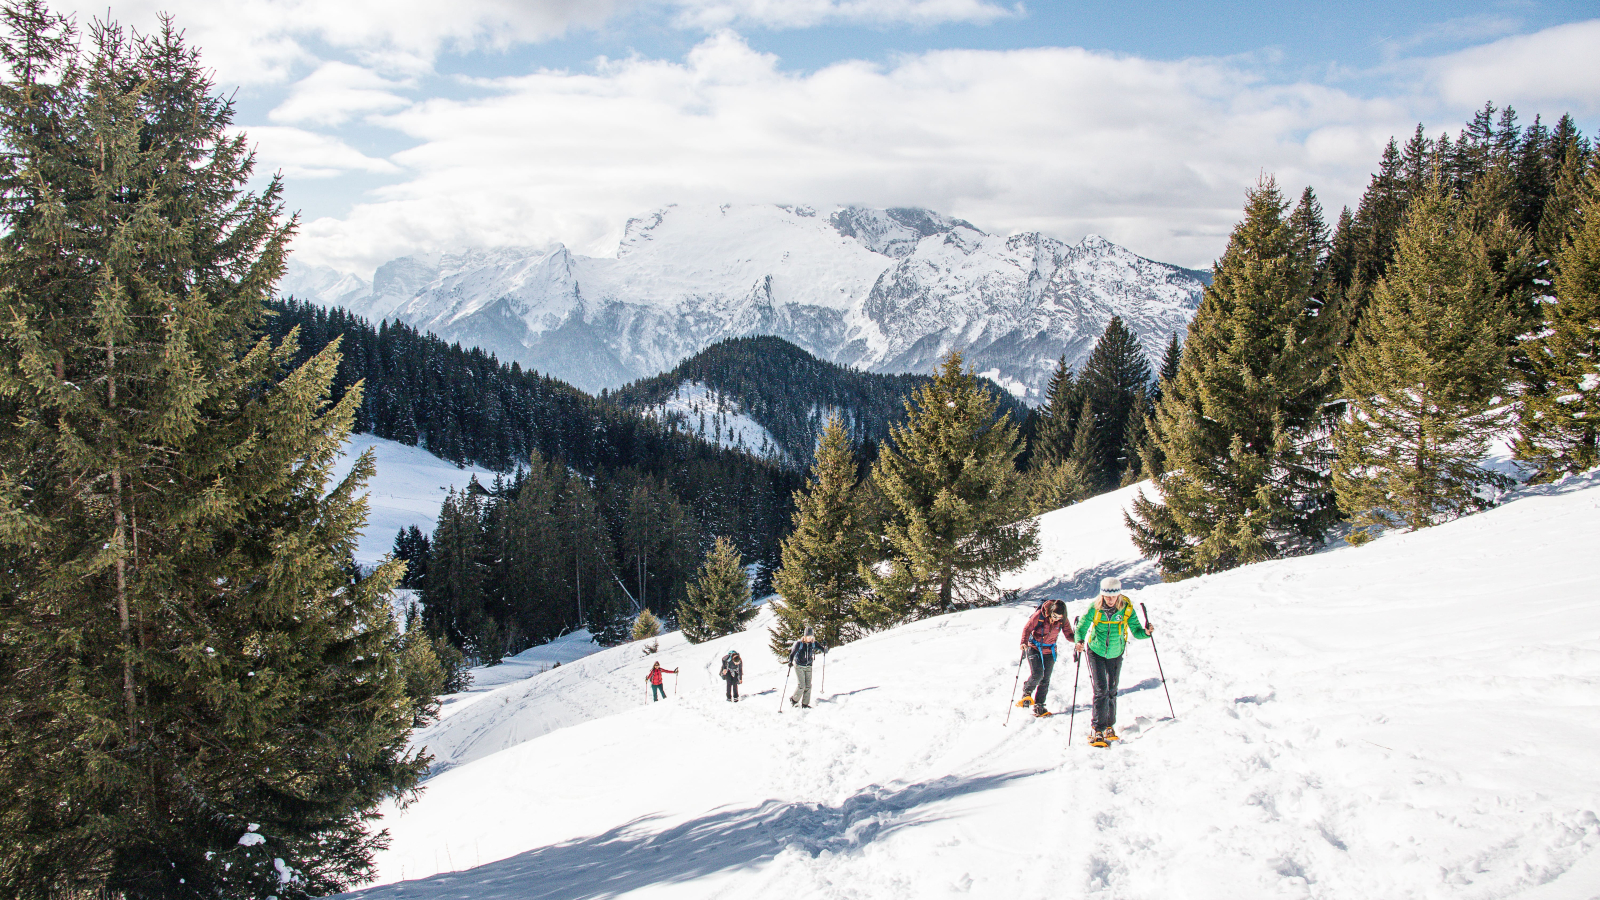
{"left": 1067, "top": 617, "right": 1082, "bottom": 744}
{"left": 1002, "top": 651, "right": 1026, "bottom": 726}
{"left": 1141, "top": 603, "right": 1176, "bottom": 719}
{"left": 673, "top": 672, "right": 678, "bottom": 697}
{"left": 820, "top": 650, "right": 827, "bottom": 696}
{"left": 778, "top": 663, "right": 792, "bottom": 714}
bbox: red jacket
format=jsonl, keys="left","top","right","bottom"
{"left": 646, "top": 666, "right": 677, "bottom": 685}
{"left": 1021, "top": 605, "right": 1069, "bottom": 647}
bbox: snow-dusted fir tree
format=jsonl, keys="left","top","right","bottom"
{"left": 679, "top": 536, "right": 757, "bottom": 643}
{"left": 1127, "top": 179, "right": 1337, "bottom": 579}
{"left": 864, "top": 352, "right": 1038, "bottom": 619}
{"left": 0, "top": 6, "right": 423, "bottom": 895}
{"left": 770, "top": 417, "right": 871, "bottom": 654}
{"left": 1334, "top": 182, "right": 1517, "bottom": 539}
{"left": 1516, "top": 168, "right": 1600, "bottom": 480}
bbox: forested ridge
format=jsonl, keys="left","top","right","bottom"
{"left": 610, "top": 334, "right": 1029, "bottom": 468}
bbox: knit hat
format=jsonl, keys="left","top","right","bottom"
{"left": 1100, "top": 576, "right": 1121, "bottom": 594}
{"left": 803, "top": 625, "right": 815, "bottom": 636}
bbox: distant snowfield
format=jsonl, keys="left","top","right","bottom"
{"left": 338, "top": 474, "right": 1600, "bottom": 899}
{"left": 642, "top": 381, "right": 789, "bottom": 464}
{"left": 329, "top": 435, "right": 500, "bottom": 567}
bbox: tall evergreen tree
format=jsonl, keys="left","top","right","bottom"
{"left": 679, "top": 536, "right": 756, "bottom": 644}
{"left": 1032, "top": 354, "right": 1081, "bottom": 465}
{"left": 1127, "top": 178, "right": 1338, "bottom": 579}
{"left": 423, "top": 486, "right": 493, "bottom": 661}
{"left": 1334, "top": 183, "right": 1516, "bottom": 537}
{"left": 1076, "top": 316, "right": 1152, "bottom": 491}
{"left": 0, "top": 6, "right": 423, "bottom": 895}
{"left": 770, "top": 417, "right": 872, "bottom": 653}
{"left": 863, "top": 352, "right": 1038, "bottom": 619}
{"left": 1516, "top": 169, "right": 1600, "bottom": 479}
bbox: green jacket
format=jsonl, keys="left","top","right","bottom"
{"left": 1074, "top": 596, "right": 1149, "bottom": 658}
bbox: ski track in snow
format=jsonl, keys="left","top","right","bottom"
{"left": 338, "top": 472, "right": 1600, "bottom": 900}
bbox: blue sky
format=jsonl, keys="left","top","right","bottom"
{"left": 63, "top": 0, "right": 1600, "bottom": 273}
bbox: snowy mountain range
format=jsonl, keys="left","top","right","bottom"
{"left": 282, "top": 205, "right": 1207, "bottom": 400}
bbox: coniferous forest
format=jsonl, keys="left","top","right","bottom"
{"left": 1127, "top": 104, "right": 1598, "bottom": 578}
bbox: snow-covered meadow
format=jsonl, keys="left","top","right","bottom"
{"left": 336, "top": 471, "right": 1600, "bottom": 899}
{"left": 330, "top": 435, "right": 500, "bottom": 568}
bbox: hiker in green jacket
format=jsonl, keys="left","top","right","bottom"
{"left": 1073, "top": 576, "right": 1151, "bottom": 746}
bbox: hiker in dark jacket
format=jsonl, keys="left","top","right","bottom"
{"left": 719, "top": 650, "right": 744, "bottom": 702}
{"left": 1073, "top": 576, "right": 1150, "bottom": 745}
{"left": 646, "top": 661, "right": 678, "bottom": 702}
{"left": 788, "top": 626, "right": 826, "bottom": 708}
{"left": 1017, "top": 599, "right": 1070, "bottom": 717}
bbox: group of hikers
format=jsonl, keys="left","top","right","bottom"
{"left": 642, "top": 578, "right": 1155, "bottom": 747}
{"left": 1017, "top": 576, "right": 1152, "bottom": 747}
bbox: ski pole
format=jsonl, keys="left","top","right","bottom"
{"left": 673, "top": 672, "right": 678, "bottom": 697}
{"left": 778, "top": 662, "right": 792, "bottom": 714}
{"left": 1002, "top": 650, "right": 1026, "bottom": 726}
{"left": 1141, "top": 603, "right": 1176, "bottom": 719}
{"left": 1067, "top": 617, "right": 1082, "bottom": 744}
{"left": 820, "top": 649, "right": 827, "bottom": 696}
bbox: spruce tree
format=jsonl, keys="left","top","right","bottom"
{"left": 863, "top": 352, "right": 1038, "bottom": 619}
{"left": 631, "top": 608, "right": 662, "bottom": 642}
{"left": 1516, "top": 169, "right": 1600, "bottom": 479}
{"left": 424, "top": 486, "right": 493, "bottom": 662}
{"left": 1077, "top": 315, "right": 1152, "bottom": 492}
{"left": 1127, "top": 178, "right": 1338, "bottom": 579}
{"left": 679, "top": 536, "right": 756, "bottom": 643}
{"left": 0, "top": 6, "right": 424, "bottom": 896}
{"left": 1333, "top": 183, "right": 1516, "bottom": 538}
{"left": 770, "top": 417, "right": 872, "bottom": 654}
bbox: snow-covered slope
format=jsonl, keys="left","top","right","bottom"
{"left": 638, "top": 381, "right": 790, "bottom": 463}
{"left": 335, "top": 472, "right": 1600, "bottom": 899}
{"left": 287, "top": 205, "right": 1204, "bottom": 400}
{"left": 330, "top": 435, "right": 500, "bottom": 567}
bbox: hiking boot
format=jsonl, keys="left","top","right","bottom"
{"left": 801, "top": 704, "right": 811, "bottom": 709}
{"left": 1088, "top": 728, "right": 1109, "bottom": 747}
{"left": 1103, "top": 727, "right": 1120, "bottom": 742}
{"left": 1015, "top": 696, "right": 1033, "bottom": 708}
{"left": 790, "top": 697, "right": 798, "bottom": 707}
{"left": 1033, "top": 706, "right": 1052, "bottom": 717}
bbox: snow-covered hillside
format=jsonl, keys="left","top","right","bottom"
{"left": 640, "top": 381, "right": 790, "bottom": 464}
{"left": 336, "top": 472, "right": 1600, "bottom": 899}
{"left": 285, "top": 205, "right": 1204, "bottom": 399}
{"left": 330, "top": 435, "right": 500, "bottom": 567}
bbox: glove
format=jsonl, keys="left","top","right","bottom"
{"left": 1146, "top": 624, "right": 1155, "bottom": 636}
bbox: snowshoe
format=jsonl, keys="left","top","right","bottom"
{"left": 1103, "top": 727, "right": 1120, "bottom": 742}
{"left": 1015, "top": 696, "right": 1034, "bottom": 708}
{"left": 1088, "top": 729, "right": 1109, "bottom": 748}
{"left": 1033, "top": 707, "right": 1053, "bottom": 718}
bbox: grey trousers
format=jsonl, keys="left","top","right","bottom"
{"left": 790, "top": 665, "right": 814, "bottom": 706}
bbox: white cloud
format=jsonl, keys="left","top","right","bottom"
{"left": 270, "top": 62, "right": 412, "bottom": 126}
{"left": 239, "top": 126, "right": 401, "bottom": 179}
{"left": 664, "top": 0, "right": 1017, "bottom": 30}
{"left": 283, "top": 31, "right": 1414, "bottom": 274}
{"left": 1430, "top": 20, "right": 1600, "bottom": 113}
{"left": 59, "top": 0, "right": 627, "bottom": 85}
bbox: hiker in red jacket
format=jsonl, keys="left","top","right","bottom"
{"left": 1016, "top": 599, "right": 1070, "bottom": 717}
{"left": 646, "top": 661, "right": 678, "bottom": 701}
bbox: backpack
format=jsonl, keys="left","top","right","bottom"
{"left": 1088, "top": 597, "right": 1133, "bottom": 640}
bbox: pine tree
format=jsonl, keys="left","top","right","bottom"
{"left": 631, "top": 608, "right": 662, "bottom": 642}
{"left": 1032, "top": 354, "right": 1080, "bottom": 464}
{"left": 770, "top": 417, "right": 872, "bottom": 654}
{"left": 679, "top": 536, "right": 757, "bottom": 643}
{"left": 0, "top": 7, "right": 424, "bottom": 895}
{"left": 424, "top": 486, "right": 494, "bottom": 661}
{"left": 863, "top": 351, "right": 1039, "bottom": 619}
{"left": 393, "top": 525, "right": 431, "bottom": 589}
{"left": 1333, "top": 182, "right": 1516, "bottom": 539}
{"left": 1516, "top": 169, "right": 1600, "bottom": 480}
{"left": 1076, "top": 316, "right": 1152, "bottom": 492}
{"left": 1127, "top": 178, "right": 1338, "bottom": 579}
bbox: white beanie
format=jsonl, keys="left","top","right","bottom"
{"left": 1100, "top": 576, "right": 1121, "bottom": 594}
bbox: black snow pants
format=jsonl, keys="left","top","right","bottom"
{"left": 1022, "top": 643, "right": 1058, "bottom": 707}
{"left": 1088, "top": 650, "right": 1124, "bottom": 729}
{"left": 724, "top": 676, "right": 740, "bottom": 701}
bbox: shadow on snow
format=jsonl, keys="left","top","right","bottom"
{"left": 340, "top": 769, "right": 1044, "bottom": 900}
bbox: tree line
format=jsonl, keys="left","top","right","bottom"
{"left": 1126, "top": 104, "right": 1598, "bottom": 578}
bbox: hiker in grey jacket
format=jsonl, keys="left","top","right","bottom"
{"left": 788, "top": 627, "right": 826, "bottom": 708}
{"left": 719, "top": 650, "right": 744, "bottom": 702}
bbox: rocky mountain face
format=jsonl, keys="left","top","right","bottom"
{"left": 282, "top": 205, "right": 1206, "bottom": 402}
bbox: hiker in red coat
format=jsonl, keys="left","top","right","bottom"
{"left": 1016, "top": 599, "right": 1069, "bottom": 717}
{"left": 646, "top": 661, "right": 678, "bottom": 701}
